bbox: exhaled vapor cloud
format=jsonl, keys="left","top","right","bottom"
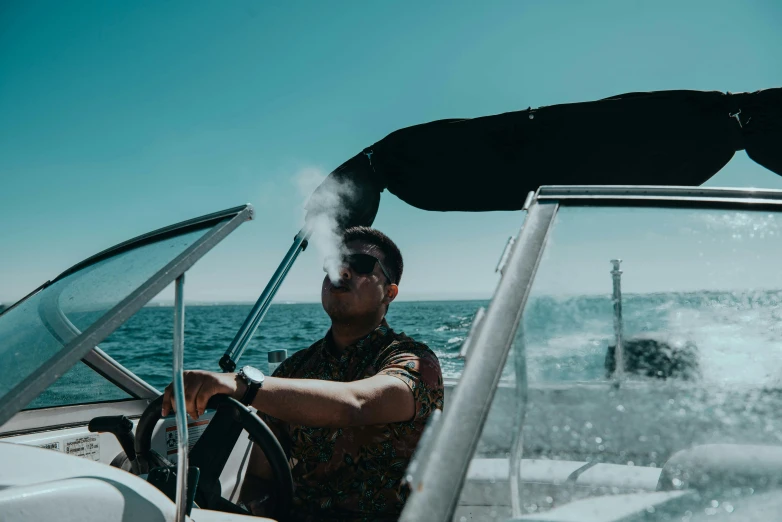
{"left": 296, "top": 167, "right": 357, "bottom": 284}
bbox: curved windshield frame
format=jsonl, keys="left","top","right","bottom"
{"left": 0, "top": 204, "right": 253, "bottom": 426}
{"left": 401, "top": 186, "right": 782, "bottom": 522}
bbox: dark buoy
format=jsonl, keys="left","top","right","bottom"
{"left": 605, "top": 337, "right": 700, "bottom": 380}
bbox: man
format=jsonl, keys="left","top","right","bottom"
{"left": 161, "top": 226, "right": 444, "bottom": 521}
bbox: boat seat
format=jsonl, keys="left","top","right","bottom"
{"left": 657, "top": 444, "right": 782, "bottom": 492}
{"left": 467, "top": 458, "right": 660, "bottom": 490}
{"left": 467, "top": 458, "right": 585, "bottom": 484}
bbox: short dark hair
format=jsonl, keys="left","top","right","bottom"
{"left": 342, "top": 226, "right": 403, "bottom": 284}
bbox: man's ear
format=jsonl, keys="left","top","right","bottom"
{"left": 384, "top": 284, "right": 399, "bottom": 304}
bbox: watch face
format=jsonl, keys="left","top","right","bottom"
{"left": 242, "top": 366, "right": 264, "bottom": 384}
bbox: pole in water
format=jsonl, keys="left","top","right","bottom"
{"left": 610, "top": 259, "right": 624, "bottom": 386}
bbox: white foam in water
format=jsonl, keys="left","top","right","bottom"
{"left": 522, "top": 291, "right": 782, "bottom": 387}
{"left": 666, "top": 299, "right": 782, "bottom": 388}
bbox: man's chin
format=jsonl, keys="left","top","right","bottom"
{"left": 322, "top": 299, "right": 352, "bottom": 319}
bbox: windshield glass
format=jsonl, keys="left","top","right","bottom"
{"left": 0, "top": 227, "right": 209, "bottom": 412}
{"left": 456, "top": 205, "right": 782, "bottom": 521}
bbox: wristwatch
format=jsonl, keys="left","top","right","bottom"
{"left": 237, "top": 365, "right": 265, "bottom": 406}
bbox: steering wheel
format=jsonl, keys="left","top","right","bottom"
{"left": 135, "top": 394, "right": 293, "bottom": 520}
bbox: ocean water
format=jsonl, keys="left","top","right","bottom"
{"left": 99, "top": 290, "right": 782, "bottom": 392}
{"left": 101, "top": 300, "right": 486, "bottom": 391}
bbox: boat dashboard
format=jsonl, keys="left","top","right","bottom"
{"left": 0, "top": 442, "right": 271, "bottom": 522}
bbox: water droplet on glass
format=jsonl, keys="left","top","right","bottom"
{"left": 595, "top": 437, "right": 603, "bottom": 443}
{"left": 545, "top": 496, "right": 553, "bottom": 504}
{"left": 672, "top": 478, "right": 683, "bottom": 488}
{"left": 710, "top": 500, "right": 719, "bottom": 508}
{"left": 616, "top": 405, "right": 625, "bottom": 412}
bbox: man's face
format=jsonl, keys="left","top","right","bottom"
{"left": 321, "top": 240, "right": 397, "bottom": 323}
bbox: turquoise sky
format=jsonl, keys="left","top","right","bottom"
{"left": 2, "top": 1, "right": 781, "bottom": 304}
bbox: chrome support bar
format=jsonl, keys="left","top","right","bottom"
{"left": 83, "top": 347, "right": 160, "bottom": 399}
{"left": 522, "top": 191, "right": 535, "bottom": 211}
{"left": 495, "top": 236, "right": 517, "bottom": 274}
{"left": 458, "top": 307, "right": 486, "bottom": 360}
{"left": 403, "top": 408, "right": 442, "bottom": 492}
{"left": 535, "top": 185, "right": 782, "bottom": 208}
{"left": 220, "top": 227, "right": 311, "bottom": 372}
{"left": 172, "top": 274, "right": 188, "bottom": 522}
{"left": 400, "top": 201, "right": 558, "bottom": 522}
{"left": 610, "top": 259, "right": 624, "bottom": 385}
{"left": 509, "top": 325, "right": 528, "bottom": 518}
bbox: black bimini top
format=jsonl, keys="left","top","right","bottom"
{"left": 307, "top": 87, "right": 782, "bottom": 228}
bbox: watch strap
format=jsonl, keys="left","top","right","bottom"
{"left": 238, "top": 367, "right": 262, "bottom": 406}
{"left": 240, "top": 381, "right": 260, "bottom": 406}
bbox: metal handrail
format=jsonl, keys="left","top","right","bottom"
{"left": 535, "top": 185, "right": 782, "bottom": 209}
{"left": 399, "top": 201, "right": 559, "bottom": 522}
{"left": 172, "top": 275, "right": 188, "bottom": 522}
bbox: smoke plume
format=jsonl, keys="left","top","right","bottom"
{"left": 296, "top": 167, "right": 356, "bottom": 284}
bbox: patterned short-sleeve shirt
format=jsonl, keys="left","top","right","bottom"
{"left": 261, "top": 320, "right": 444, "bottom": 522}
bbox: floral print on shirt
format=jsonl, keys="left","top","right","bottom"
{"left": 260, "top": 320, "right": 444, "bottom": 522}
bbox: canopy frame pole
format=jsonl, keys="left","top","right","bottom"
{"left": 219, "top": 227, "right": 310, "bottom": 372}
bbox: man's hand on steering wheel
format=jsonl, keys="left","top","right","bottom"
{"left": 161, "top": 370, "right": 248, "bottom": 418}
{"left": 137, "top": 378, "right": 294, "bottom": 519}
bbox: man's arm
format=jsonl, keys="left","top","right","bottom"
{"left": 254, "top": 374, "right": 415, "bottom": 426}
{"left": 161, "top": 370, "right": 415, "bottom": 427}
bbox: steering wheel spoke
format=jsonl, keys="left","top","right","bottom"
{"left": 189, "top": 399, "right": 245, "bottom": 508}
{"left": 134, "top": 394, "right": 293, "bottom": 520}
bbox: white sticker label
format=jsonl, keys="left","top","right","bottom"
{"left": 65, "top": 435, "right": 100, "bottom": 461}
{"left": 166, "top": 420, "right": 210, "bottom": 455}
{"left": 37, "top": 441, "right": 62, "bottom": 452}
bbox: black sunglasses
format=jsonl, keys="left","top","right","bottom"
{"left": 324, "top": 253, "right": 393, "bottom": 283}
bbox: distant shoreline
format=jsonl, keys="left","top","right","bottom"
{"left": 142, "top": 297, "right": 493, "bottom": 307}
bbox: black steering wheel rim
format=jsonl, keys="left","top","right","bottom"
{"left": 135, "top": 394, "right": 293, "bottom": 520}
